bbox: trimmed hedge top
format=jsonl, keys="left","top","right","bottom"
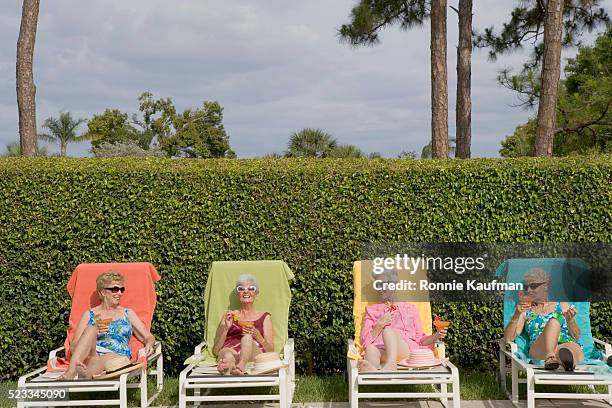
{"left": 0, "top": 156, "right": 610, "bottom": 380}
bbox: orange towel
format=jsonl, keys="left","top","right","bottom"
{"left": 47, "top": 262, "right": 160, "bottom": 372}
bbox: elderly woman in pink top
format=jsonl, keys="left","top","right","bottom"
{"left": 359, "top": 268, "right": 448, "bottom": 372}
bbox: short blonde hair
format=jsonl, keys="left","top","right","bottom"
{"left": 524, "top": 268, "right": 551, "bottom": 284}
{"left": 96, "top": 271, "right": 124, "bottom": 299}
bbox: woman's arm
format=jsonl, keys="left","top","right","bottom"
{"left": 504, "top": 309, "right": 526, "bottom": 343}
{"left": 260, "top": 314, "right": 274, "bottom": 352}
{"left": 127, "top": 309, "right": 155, "bottom": 355}
{"left": 71, "top": 311, "right": 93, "bottom": 344}
{"left": 561, "top": 303, "right": 581, "bottom": 341}
{"left": 212, "top": 311, "right": 233, "bottom": 355}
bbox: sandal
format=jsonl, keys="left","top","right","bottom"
{"left": 544, "top": 356, "right": 559, "bottom": 370}
{"left": 559, "top": 348, "right": 575, "bottom": 371}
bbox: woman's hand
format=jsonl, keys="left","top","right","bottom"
{"left": 515, "top": 301, "right": 531, "bottom": 315}
{"left": 221, "top": 311, "right": 235, "bottom": 331}
{"left": 242, "top": 326, "right": 264, "bottom": 343}
{"left": 144, "top": 341, "right": 155, "bottom": 356}
{"left": 375, "top": 311, "right": 394, "bottom": 330}
{"left": 436, "top": 327, "right": 448, "bottom": 339}
{"left": 563, "top": 305, "right": 577, "bottom": 322}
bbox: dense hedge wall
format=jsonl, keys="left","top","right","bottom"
{"left": 0, "top": 157, "right": 610, "bottom": 380}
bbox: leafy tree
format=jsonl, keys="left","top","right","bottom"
{"left": 16, "top": 0, "right": 40, "bottom": 156}
{"left": 91, "top": 140, "right": 166, "bottom": 158}
{"left": 475, "top": 1, "right": 609, "bottom": 155}
{"left": 368, "top": 152, "right": 383, "bottom": 159}
{"left": 286, "top": 128, "right": 337, "bottom": 157}
{"left": 500, "top": 28, "right": 612, "bottom": 157}
{"left": 39, "top": 111, "right": 86, "bottom": 156}
{"left": 86, "top": 93, "right": 235, "bottom": 158}
{"left": 161, "top": 101, "right": 234, "bottom": 158}
{"left": 85, "top": 109, "right": 140, "bottom": 148}
{"left": 398, "top": 150, "right": 418, "bottom": 159}
{"left": 338, "top": 0, "right": 450, "bottom": 159}
{"left": 3, "top": 141, "right": 47, "bottom": 157}
{"left": 329, "top": 144, "right": 365, "bottom": 158}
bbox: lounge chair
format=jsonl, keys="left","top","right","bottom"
{"left": 179, "top": 260, "right": 295, "bottom": 408}
{"left": 496, "top": 258, "right": 612, "bottom": 408}
{"left": 347, "top": 260, "right": 460, "bottom": 408}
{"left": 17, "top": 262, "right": 164, "bottom": 408}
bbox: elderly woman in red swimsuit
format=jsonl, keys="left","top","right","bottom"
{"left": 213, "top": 274, "right": 274, "bottom": 375}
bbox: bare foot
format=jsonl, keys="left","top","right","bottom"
{"left": 381, "top": 362, "right": 397, "bottom": 371}
{"left": 232, "top": 361, "right": 247, "bottom": 375}
{"left": 217, "top": 358, "right": 232, "bottom": 375}
{"left": 58, "top": 369, "right": 77, "bottom": 380}
{"left": 358, "top": 360, "right": 379, "bottom": 372}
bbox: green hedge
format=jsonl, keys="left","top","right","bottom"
{"left": 0, "top": 157, "right": 610, "bottom": 380}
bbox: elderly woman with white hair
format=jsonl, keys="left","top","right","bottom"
{"left": 213, "top": 274, "right": 274, "bottom": 375}
{"left": 504, "top": 267, "right": 583, "bottom": 371}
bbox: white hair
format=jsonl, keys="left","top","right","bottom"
{"left": 372, "top": 268, "right": 398, "bottom": 282}
{"left": 236, "top": 274, "right": 259, "bottom": 293}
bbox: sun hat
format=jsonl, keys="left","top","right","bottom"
{"left": 93, "top": 356, "right": 144, "bottom": 379}
{"left": 398, "top": 348, "right": 447, "bottom": 368}
{"left": 246, "top": 352, "right": 287, "bottom": 375}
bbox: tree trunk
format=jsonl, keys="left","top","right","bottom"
{"left": 431, "top": 0, "right": 449, "bottom": 159}
{"left": 60, "top": 142, "right": 67, "bottom": 157}
{"left": 534, "top": 0, "right": 564, "bottom": 157}
{"left": 455, "top": 0, "right": 472, "bottom": 159}
{"left": 16, "top": 0, "right": 40, "bottom": 157}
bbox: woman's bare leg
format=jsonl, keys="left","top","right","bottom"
{"left": 381, "top": 328, "right": 410, "bottom": 370}
{"left": 60, "top": 326, "right": 98, "bottom": 379}
{"left": 234, "top": 334, "right": 256, "bottom": 374}
{"left": 359, "top": 345, "right": 381, "bottom": 372}
{"left": 556, "top": 342, "right": 584, "bottom": 369}
{"left": 76, "top": 353, "right": 119, "bottom": 379}
{"left": 529, "top": 318, "right": 561, "bottom": 361}
{"left": 217, "top": 348, "right": 238, "bottom": 375}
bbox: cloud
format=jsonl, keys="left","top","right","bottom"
{"left": 0, "top": 0, "right": 609, "bottom": 157}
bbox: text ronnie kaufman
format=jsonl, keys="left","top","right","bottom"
{"left": 373, "top": 279, "right": 523, "bottom": 291}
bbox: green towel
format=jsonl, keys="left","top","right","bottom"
{"left": 196, "top": 260, "right": 293, "bottom": 364}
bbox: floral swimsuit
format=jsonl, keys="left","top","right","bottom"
{"left": 87, "top": 309, "right": 133, "bottom": 359}
{"left": 525, "top": 302, "right": 574, "bottom": 345}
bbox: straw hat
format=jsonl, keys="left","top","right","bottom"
{"left": 398, "top": 348, "right": 446, "bottom": 368}
{"left": 246, "top": 352, "right": 287, "bottom": 375}
{"left": 93, "top": 356, "right": 144, "bottom": 379}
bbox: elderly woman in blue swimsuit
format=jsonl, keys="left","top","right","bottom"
{"left": 59, "top": 272, "right": 155, "bottom": 379}
{"left": 504, "top": 268, "right": 583, "bottom": 371}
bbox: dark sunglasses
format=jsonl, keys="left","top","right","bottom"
{"left": 236, "top": 285, "right": 257, "bottom": 293}
{"left": 105, "top": 286, "right": 126, "bottom": 293}
{"left": 524, "top": 281, "right": 546, "bottom": 291}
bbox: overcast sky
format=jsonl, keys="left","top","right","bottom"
{"left": 1, "top": 1, "right": 609, "bottom": 157}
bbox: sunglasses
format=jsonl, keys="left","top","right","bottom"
{"left": 105, "top": 286, "right": 126, "bottom": 293}
{"left": 524, "top": 281, "right": 546, "bottom": 291}
{"left": 236, "top": 285, "right": 257, "bottom": 293}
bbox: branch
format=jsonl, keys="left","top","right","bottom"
{"left": 555, "top": 102, "right": 611, "bottom": 134}
{"left": 449, "top": 5, "right": 458, "bottom": 14}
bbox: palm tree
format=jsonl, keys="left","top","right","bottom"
{"left": 329, "top": 144, "right": 364, "bottom": 158}
{"left": 39, "top": 111, "right": 86, "bottom": 156}
{"left": 286, "top": 128, "right": 337, "bottom": 157}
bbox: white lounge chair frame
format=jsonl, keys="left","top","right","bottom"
{"left": 499, "top": 337, "right": 612, "bottom": 408}
{"left": 17, "top": 341, "right": 163, "bottom": 408}
{"left": 179, "top": 338, "right": 295, "bottom": 408}
{"left": 347, "top": 339, "right": 460, "bottom": 408}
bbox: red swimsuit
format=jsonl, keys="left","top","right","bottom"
{"left": 223, "top": 312, "right": 270, "bottom": 352}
